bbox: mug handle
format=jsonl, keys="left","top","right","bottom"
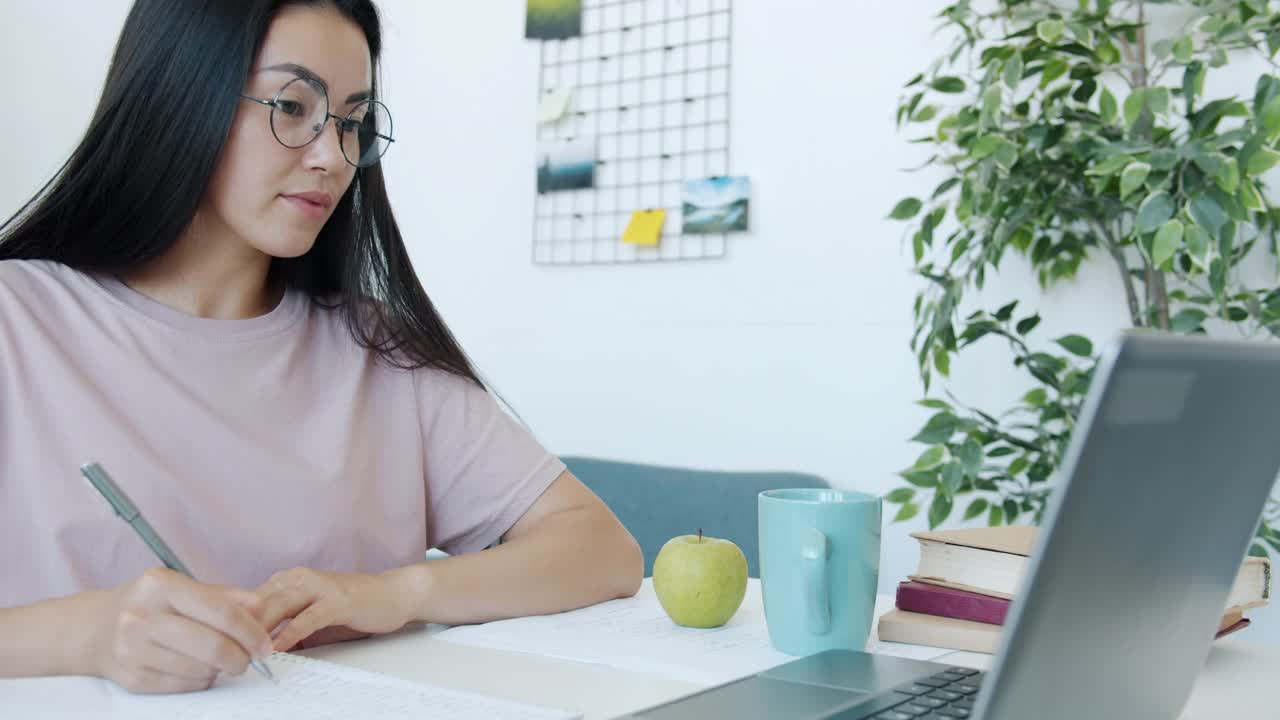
{"left": 800, "top": 527, "right": 830, "bottom": 636}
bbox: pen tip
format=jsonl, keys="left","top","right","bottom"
{"left": 253, "top": 658, "right": 277, "bottom": 684}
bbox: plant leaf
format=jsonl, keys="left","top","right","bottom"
{"left": 1210, "top": 257, "right": 1227, "bottom": 300}
{"left": 1216, "top": 160, "right": 1240, "bottom": 193}
{"left": 1099, "top": 87, "right": 1118, "bottom": 123}
{"left": 901, "top": 471, "right": 939, "bottom": 488}
{"left": 963, "top": 498, "right": 990, "bottom": 521}
{"left": 1039, "top": 58, "right": 1069, "bottom": 88}
{"left": 932, "top": 76, "right": 966, "bottom": 93}
{"left": 1189, "top": 192, "right": 1228, "bottom": 234}
{"left": 1007, "top": 456, "right": 1030, "bottom": 477}
{"left": 1183, "top": 61, "right": 1206, "bottom": 108}
{"left": 1003, "top": 53, "right": 1023, "bottom": 89}
{"left": 940, "top": 463, "right": 965, "bottom": 497}
{"left": 992, "top": 142, "right": 1017, "bottom": 170}
{"left": 1246, "top": 148, "right": 1280, "bottom": 176}
{"left": 1264, "top": 95, "right": 1280, "bottom": 138}
{"left": 1170, "top": 308, "right": 1207, "bottom": 333}
{"left": 1136, "top": 191, "right": 1175, "bottom": 234}
{"left": 957, "top": 438, "right": 984, "bottom": 477}
{"left": 910, "top": 446, "right": 947, "bottom": 472}
{"left": 1055, "top": 334, "right": 1094, "bottom": 357}
{"left": 933, "top": 347, "right": 951, "bottom": 376}
{"left": 1016, "top": 314, "right": 1041, "bottom": 335}
{"left": 928, "top": 492, "right": 954, "bottom": 530}
{"left": 912, "top": 412, "right": 960, "bottom": 444}
{"left": 1086, "top": 155, "right": 1133, "bottom": 177}
{"left": 988, "top": 505, "right": 1004, "bottom": 527}
{"left": 912, "top": 105, "right": 939, "bottom": 123}
{"left": 1147, "top": 88, "right": 1170, "bottom": 115}
{"left": 1067, "top": 22, "right": 1092, "bottom": 45}
{"left": 971, "top": 135, "right": 1004, "bottom": 159}
{"left": 894, "top": 502, "right": 921, "bottom": 522}
{"left": 1123, "top": 89, "right": 1146, "bottom": 127}
{"left": 1120, "top": 162, "right": 1150, "bottom": 198}
{"left": 885, "top": 488, "right": 916, "bottom": 504}
{"left": 1153, "top": 219, "right": 1185, "bottom": 269}
{"left": 890, "top": 197, "right": 923, "bottom": 220}
{"left": 1172, "top": 35, "right": 1193, "bottom": 64}
{"left": 1240, "top": 181, "right": 1265, "bottom": 212}
{"left": 1036, "top": 19, "right": 1064, "bottom": 44}
{"left": 1184, "top": 224, "right": 1211, "bottom": 268}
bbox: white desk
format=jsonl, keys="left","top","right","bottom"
{"left": 3, "top": 580, "right": 1275, "bottom": 719}
{"left": 294, "top": 583, "right": 1278, "bottom": 719}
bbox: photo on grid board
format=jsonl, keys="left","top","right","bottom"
{"left": 536, "top": 137, "right": 597, "bottom": 193}
{"left": 525, "top": 0, "right": 581, "bottom": 40}
{"left": 682, "top": 176, "right": 749, "bottom": 233}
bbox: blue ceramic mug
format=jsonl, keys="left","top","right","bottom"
{"left": 758, "top": 488, "right": 882, "bottom": 656}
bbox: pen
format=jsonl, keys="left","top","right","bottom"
{"left": 79, "top": 461, "right": 277, "bottom": 684}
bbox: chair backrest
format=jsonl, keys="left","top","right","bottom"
{"left": 562, "top": 456, "right": 832, "bottom": 577}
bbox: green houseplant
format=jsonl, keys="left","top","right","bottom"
{"left": 887, "top": 0, "right": 1280, "bottom": 559}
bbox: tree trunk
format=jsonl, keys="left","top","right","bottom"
{"left": 1134, "top": 1, "right": 1170, "bottom": 329}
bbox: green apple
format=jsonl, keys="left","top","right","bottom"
{"left": 652, "top": 530, "right": 748, "bottom": 628}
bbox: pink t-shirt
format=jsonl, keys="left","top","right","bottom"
{"left": 0, "top": 259, "right": 565, "bottom": 608}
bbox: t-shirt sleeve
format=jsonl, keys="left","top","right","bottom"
{"left": 415, "top": 369, "right": 566, "bottom": 555}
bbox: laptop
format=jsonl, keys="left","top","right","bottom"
{"left": 620, "top": 332, "right": 1280, "bottom": 720}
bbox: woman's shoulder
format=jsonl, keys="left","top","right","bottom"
{"left": 0, "top": 257, "right": 53, "bottom": 286}
{"left": 0, "top": 261, "right": 119, "bottom": 348}
{"left": 412, "top": 364, "right": 485, "bottom": 394}
{"left": 301, "top": 296, "right": 486, "bottom": 398}
{"left": 0, "top": 259, "right": 88, "bottom": 305}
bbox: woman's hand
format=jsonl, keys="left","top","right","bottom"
{"left": 254, "top": 567, "right": 418, "bottom": 652}
{"left": 91, "top": 568, "right": 273, "bottom": 694}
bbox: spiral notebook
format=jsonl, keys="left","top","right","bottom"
{"left": 102, "top": 652, "right": 582, "bottom": 719}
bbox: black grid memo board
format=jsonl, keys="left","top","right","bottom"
{"left": 532, "top": 0, "right": 733, "bottom": 265}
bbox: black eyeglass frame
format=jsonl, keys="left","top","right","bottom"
{"left": 240, "top": 77, "right": 395, "bottom": 168}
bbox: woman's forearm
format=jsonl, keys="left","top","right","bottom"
{"left": 0, "top": 589, "right": 111, "bottom": 678}
{"left": 394, "top": 506, "right": 643, "bottom": 626}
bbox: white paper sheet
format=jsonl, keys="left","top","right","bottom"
{"left": 95, "top": 653, "right": 581, "bottom": 720}
{"left": 537, "top": 88, "right": 574, "bottom": 123}
{"left": 435, "top": 580, "right": 954, "bottom": 686}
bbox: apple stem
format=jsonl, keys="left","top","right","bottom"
{"left": 698, "top": 528, "right": 703, "bottom": 543}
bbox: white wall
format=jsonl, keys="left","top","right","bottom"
{"left": 3, "top": 0, "right": 1275, "bottom": 646}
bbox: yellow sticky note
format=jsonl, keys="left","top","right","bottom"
{"left": 622, "top": 209, "right": 666, "bottom": 246}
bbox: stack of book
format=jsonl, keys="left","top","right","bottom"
{"left": 877, "top": 526, "right": 1272, "bottom": 653}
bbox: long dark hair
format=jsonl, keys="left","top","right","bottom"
{"left": 0, "top": 0, "right": 482, "bottom": 384}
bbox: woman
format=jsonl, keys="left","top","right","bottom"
{"left": 0, "top": 0, "right": 642, "bottom": 694}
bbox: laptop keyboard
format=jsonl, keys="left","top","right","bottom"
{"left": 830, "top": 667, "right": 986, "bottom": 719}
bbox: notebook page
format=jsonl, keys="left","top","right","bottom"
{"left": 105, "top": 652, "right": 581, "bottom": 720}
{"left": 435, "top": 580, "right": 951, "bottom": 685}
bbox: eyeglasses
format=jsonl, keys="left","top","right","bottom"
{"left": 240, "top": 77, "right": 394, "bottom": 168}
